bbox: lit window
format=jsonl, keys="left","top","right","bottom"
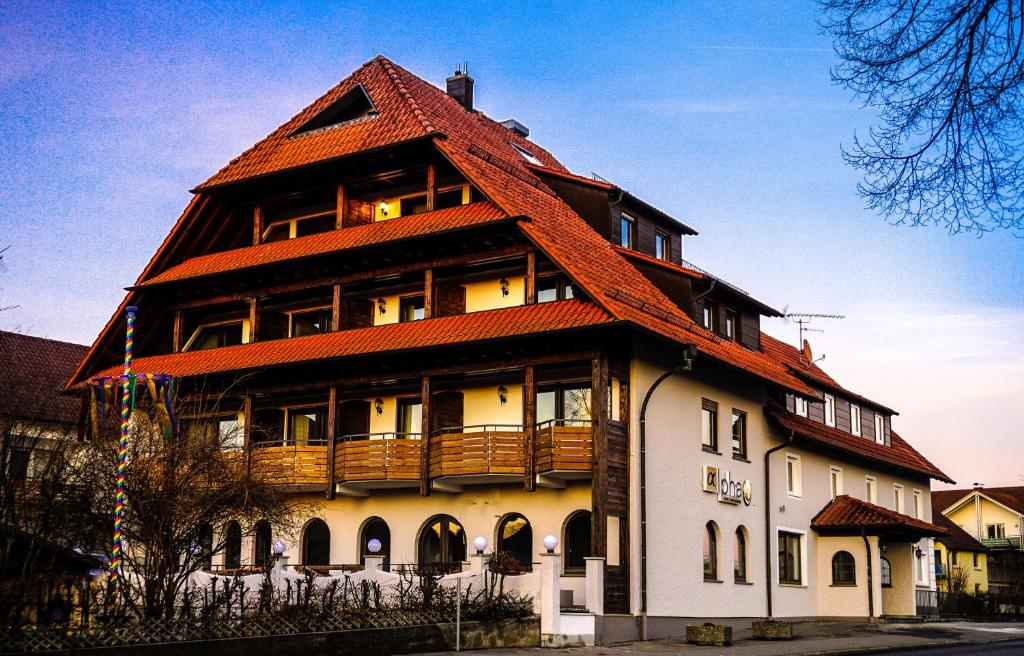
{"left": 620, "top": 213, "right": 636, "bottom": 249}
{"left": 831, "top": 551, "right": 856, "bottom": 585}
{"left": 397, "top": 398, "right": 423, "bottom": 436}
{"left": 731, "top": 409, "right": 747, "bottom": 458}
{"left": 778, "top": 531, "right": 802, "bottom": 584}
{"left": 399, "top": 295, "right": 425, "bottom": 322}
{"left": 865, "top": 476, "right": 877, "bottom": 504}
{"left": 734, "top": 527, "right": 748, "bottom": 583}
{"left": 287, "top": 406, "right": 328, "bottom": 446}
{"left": 655, "top": 231, "right": 670, "bottom": 261}
{"left": 724, "top": 310, "right": 737, "bottom": 340}
{"left": 913, "top": 490, "right": 923, "bottom": 519}
{"left": 824, "top": 394, "right": 836, "bottom": 427}
{"left": 850, "top": 404, "right": 862, "bottom": 436}
{"left": 786, "top": 454, "right": 802, "bottom": 497}
{"left": 703, "top": 522, "right": 718, "bottom": 581}
{"left": 510, "top": 142, "right": 542, "bottom": 166}
{"left": 874, "top": 414, "right": 886, "bottom": 444}
{"left": 794, "top": 397, "right": 809, "bottom": 417}
{"left": 701, "top": 399, "right": 718, "bottom": 451}
{"left": 893, "top": 484, "right": 905, "bottom": 514}
{"left": 830, "top": 466, "right": 843, "bottom": 498}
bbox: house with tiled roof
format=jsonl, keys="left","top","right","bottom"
{"left": 931, "top": 509, "right": 989, "bottom": 594}
{"left": 70, "top": 57, "right": 952, "bottom": 639}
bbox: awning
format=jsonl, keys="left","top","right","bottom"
{"left": 811, "top": 495, "right": 947, "bottom": 541}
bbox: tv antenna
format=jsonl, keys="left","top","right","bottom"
{"left": 780, "top": 307, "right": 846, "bottom": 363}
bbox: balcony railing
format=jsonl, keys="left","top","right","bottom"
{"left": 250, "top": 440, "right": 328, "bottom": 487}
{"left": 535, "top": 419, "right": 593, "bottom": 473}
{"left": 429, "top": 425, "right": 527, "bottom": 478}
{"left": 335, "top": 433, "right": 422, "bottom": 483}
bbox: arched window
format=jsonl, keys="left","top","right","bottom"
{"left": 734, "top": 526, "right": 748, "bottom": 583}
{"left": 359, "top": 517, "right": 391, "bottom": 570}
{"left": 253, "top": 520, "right": 272, "bottom": 569}
{"left": 497, "top": 514, "right": 533, "bottom": 572}
{"left": 880, "top": 557, "right": 892, "bottom": 587}
{"left": 302, "top": 519, "right": 331, "bottom": 567}
{"left": 704, "top": 522, "right": 719, "bottom": 581}
{"left": 224, "top": 521, "right": 242, "bottom": 569}
{"left": 197, "top": 523, "right": 214, "bottom": 569}
{"left": 832, "top": 550, "right": 856, "bottom": 585}
{"left": 563, "top": 510, "right": 592, "bottom": 574}
{"left": 418, "top": 515, "right": 466, "bottom": 572}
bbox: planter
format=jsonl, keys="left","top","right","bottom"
{"left": 686, "top": 623, "right": 732, "bottom": 646}
{"left": 752, "top": 619, "right": 794, "bottom": 640}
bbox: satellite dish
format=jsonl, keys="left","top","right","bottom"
{"left": 801, "top": 339, "right": 813, "bottom": 364}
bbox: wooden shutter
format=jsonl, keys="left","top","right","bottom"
{"left": 345, "top": 199, "right": 374, "bottom": 227}
{"left": 432, "top": 391, "right": 464, "bottom": 433}
{"left": 434, "top": 283, "right": 466, "bottom": 317}
{"left": 338, "top": 400, "right": 371, "bottom": 438}
{"left": 341, "top": 298, "right": 374, "bottom": 330}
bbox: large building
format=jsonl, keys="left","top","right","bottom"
{"left": 69, "top": 57, "right": 952, "bottom": 637}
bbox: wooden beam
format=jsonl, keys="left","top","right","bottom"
{"left": 426, "top": 164, "right": 437, "bottom": 212}
{"left": 335, "top": 185, "right": 347, "bottom": 230}
{"left": 325, "top": 386, "right": 338, "bottom": 500}
{"left": 419, "top": 376, "right": 432, "bottom": 496}
{"left": 590, "top": 355, "right": 609, "bottom": 559}
{"left": 248, "top": 297, "right": 259, "bottom": 343}
{"left": 253, "top": 206, "right": 263, "bottom": 246}
{"left": 242, "top": 395, "right": 253, "bottom": 475}
{"left": 525, "top": 251, "right": 537, "bottom": 304}
{"left": 423, "top": 269, "right": 434, "bottom": 320}
{"left": 172, "top": 310, "right": 185, "bottom": 353}
{"left": 523, "top": 365, "right": 536, "bottom": 492}
{"left": 331, "top": 284, "right": 342, "bottom": 332}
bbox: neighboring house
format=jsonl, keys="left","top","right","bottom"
{"left": 68, "top": 57, "right": 951, "bottom": 637}
{"left": 0, "top": 330, "right": 89, "bottom": 481}
{"left": 932, "top": 509, "right": 988, "bottom": 594}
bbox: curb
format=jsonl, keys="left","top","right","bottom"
{"left": 790, "top": 634, "right": 1024, "bottom": 656}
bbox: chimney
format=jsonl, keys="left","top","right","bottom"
{"left": 500, "top": 119, "right": 530, "bottom": 138}
{"left": 446, "top": 69, "right": 474, "bottom": 111}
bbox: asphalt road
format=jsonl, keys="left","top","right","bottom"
{"left": 880, "top": 639, "right": 1024, "bottom": 655}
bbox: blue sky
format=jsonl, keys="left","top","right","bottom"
{"left": 2, "top": 1, "right": 1021, "bottom": 486}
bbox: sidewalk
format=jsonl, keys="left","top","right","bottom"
{"left": 426, "top": 620, "right": 1024, "bottom": 655}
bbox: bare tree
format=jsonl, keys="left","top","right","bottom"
{"left": 822, "top": 0, "right": 1024, "bottom": 235}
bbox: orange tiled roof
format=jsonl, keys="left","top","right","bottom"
{"left": 88, "top": 300, "right": 611, "bottom": 380}
{"left": 0, "top": 331, "right": 88, "bottom": 425}
{"left": 766, "top": 406, "right": 952, "bottom": 483}
{"left": 139, "top": 201, "right": 506, "bottom": 287}
{"left": 610, "top": 245, "right": 706, "bottom": 280}
{"left": 812, "top": 495, "right": 947, "bottom": 537}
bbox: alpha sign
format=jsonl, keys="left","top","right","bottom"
{"left": 702, "top": 465, "right": 753, "bottom": 506}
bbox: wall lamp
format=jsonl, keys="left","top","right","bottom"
{"left": 377, "top": 297, "right": 387, "bottom": 315}
{"left": 497, "top": 385, "right": 508, "bottom": 405}
{"left": 499, "top": 277, "right": 510, "bottom": 296}
{"left": 378, "top": 201, "right": 389, "bottom": 217}
{"left": 374, "top": 398, "right": 384, "bottom": 415}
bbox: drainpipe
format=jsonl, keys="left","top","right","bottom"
{"left": 763, "top": 432, "right": 792, "bottom": 618}
{"left": 861, "top": 530, "right": 874, "bottom": 620}
{"left": 638, "top": 350, "right": 694, "bottom": 640}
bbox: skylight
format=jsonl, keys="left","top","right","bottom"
{"left": 291, "top": 85, "right": 377, "bottom": 137}
{"left": 510, "top": 142, "right": 542, "bottom": 166}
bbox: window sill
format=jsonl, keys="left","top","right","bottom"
{"left": 704, "top": 578, "right": 723, "bottom": 584}
{"left": 778, "top": 582, "right": 806, "bottom": 588}
{"left": 732, "top": 454, "right": 750, "bottom": 463}
{"left": 702, "top": 446, "right": 721, "bottom": 455}
{"left": 787, "top": 493, "right": 802, "bottom": 500}
{"left": 561, "top": 572, "right": 585, "bottom": 578}
{"left": 734, "top": 580, "right": 753, "bottom": 586}
{"left": 830, "top": 583, "right": 857, "bottom": 588}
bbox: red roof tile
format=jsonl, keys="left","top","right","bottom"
{"left": 611, "top": 245, "right": 706, "bottom": 280}
{"left": 766, "top": 406, "right": 952, "bottom": 483}
{"left": 139, "top": 201, "right": 506, "bottom": 287}
{"left": 87, "top": 300, "right": 611, "bottom": 380}
{"left": 812, "top": 495, "right": 947, "bottom": 536}
{"left": 932, "top": 509, "right": 987, "bottom": 552}
{"left": 0, "top": 331, "right": 88, "bottom": 425}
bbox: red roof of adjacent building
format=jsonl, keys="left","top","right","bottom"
{"left": 812, "top": 495, "right": 947, "bottom": 537}
{"left": 88, "top": 300, "right": 611, "bottom": 380}
{"left": 0, "top": 331, "right": 87, "bottom": 426}
{"left": 610, "top": 246, "right": 706, "bottom": 280}
{"left": 138, "top": 201, "right": 507, "bottom": 287}
{"left": 766, "top": 406, "right": 952, "bottom": 483}
{"left": 932, "top": 509, "right": 987, "bottom": 552}
{"left": 932, "top": 487, "right": 1024, "bottom": 516}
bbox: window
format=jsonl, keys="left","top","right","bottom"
{"left": 893, "top": 484, "right": 905, "bottom": 514}
{"left": 399, "top": 194, "right": 429, "bottom": 217}
{"left": 786, "top": 454, "right": 802, "bottom": 497}
{"left": 655, "top": 231, "right": 670, "bottom": 261}
{"left": 359, "top": 517, "right": 391, "bottom": 570}
{"left": 396, "top": 398, "right": 423, "bottom": 435}
{"left": 191, "top": 416, "right": 242, "bottom": 449}
{"left": 778, "top": 531, "right": 802, "bottom": 584}
{"left": 830, "top": 466, "right": 843, "bottom": 499}
{"left": 734, "top": 527, "right": 748, "bottom": 583}
{"left": 701, "top": 399, "right": 719, "bottom": 451}
{"left": 831, "top": 551, "right": 856, "bottom": 585}
{"left": 537, "top": 274, "right": 574, "bottom": 303}
{"left": 987, "top": 524, "right": 1006, "bottom": 539}
{"left": 704, "top": 522, "right": 719, "bottom": 581}
{"left": 731, "top": 409, "right": 747, "bottom": 458}
{"left": 824, "top": 394, "right": 836, "bottom": 427}
{"left": 399, "top": 295, "right": 425, "bottom": 322}
{"left": 291, "top": 84, "right": 376, "bottom": 136}
{"left": 874, "top": 414, "right": 886, "bottom": 444}
{"left": 973, "top": 552, "right": 980, "bottom": 568}
{"left": 290, "top": 307, "right": 332, "bottom": 337}
{"left": 794, "top": 396, "right": 808, "bottom": 417}
{"left": 253, "top": 520, "right": 273, "bottom": 569}
{"left": 913, "top": 490, "right": 923, "bottom": 519}
{"left": 197, "top": 523, "right": 214, "bottom": 569}
{"left": 850, "top": 404, "right": 862, "bottom": 436}
{"left": 5, "top": 448, "right": 30, "bottom": 481}
{"left": 497, "top": 514, "right": 533, "bottom": 572}
{"left": 537, "top": 384, "right": 592, "bottom": 426}
{"left": 510, "top": 141, "right": 542, "bottom": 166}
{"left": 183, "top": 321, "right": 244, "bottom": 351}
{"left": 724, "top": 310, "right": 737, "bottom": 340}
{"left": 224, "top": 521, "right": 242, "bottom": 569}
{"left": 261, "top": 193, "right": 335, "bottom": 241}
{"left": 916, "top": 547, "right": 929, "bottom": 583}
{"left": 418, "top": 515, "right": 466, "bottom": 570}
{"left": 702, "top": 300, "right": 718, "bottom": 331}
{"left": 288, "top": 406, "right": 328, "bottom": 445}
{"left": 302, "top": 519, "right": 331, "bottom": 567}
{"left": 619, "top": 213, "right": 636, "bottom": 249}
{"left": 563, "top": 510, "right": 593, "bottom": 574}
{"left": 952, "top": 550, "right": 959, "bottom": 566}
{"left": 880, "top": 557, "right": 892, "bottom": 587}
{"left": 865, "top": 476, "right": 877, "bottom": 504}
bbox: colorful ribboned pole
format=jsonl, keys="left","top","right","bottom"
{"left": 110, "top": 305, "right": 137, "bottom": 587}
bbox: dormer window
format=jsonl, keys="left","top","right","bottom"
{"left": 724, "top": 309, "right": 737, "bottom": 340}
{"left": 510, "top": 142, "right": 542, "bottom": 166}
{"left": 850, "top": 404, "right": 862, "bottom": 436}
{"left": 261, "top": 192, "right": 335, "bottom": 243}
{"left": 538, "top": 274, "right": 575, "bottom": 303}
{"left": 655, "top": 230, "right": 670, "bottom": 261}
{"left": 702, "top": 300, "right": 718, "bottom": 331}
{"left": 794, "top": 396, "right": 809, "bottom": 417}
{"left": 620, "top": 213, "right": 636, "bottom": 249}
{"left": 824, "top": 394, "right": 836, "bottom": 427}
{"left": 874, "top": 414, "right": 886, "bottom": 445}
{"left": 183, "top": 321, "right": 245, "bottom": 352}
{"left": 400, "top": 295, "right": 425, "bottom": 322}
{"left": 290, "top": 85, "right": 377, "bottom": 137}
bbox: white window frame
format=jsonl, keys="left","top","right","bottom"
{"left": 794, "top": 397, "right": 809, "bottom": 418}
{"left": 776, "top": 527, "right": 807, "bottom": 586}
{"left": 829, "top": 466, "right": 844, "bottom": 499}
{"left": 510, "top": 142, "right": 542, "bottom": 166}
{"left": 874, "top": 414, "right": 886, "bottom": 445}
{"left": 915, "top": 541, "right": 930, "bottom": 584}
{"left": 986, "top": 523, "right": 1006, "bottom": 539}
{"left": 824, "top": 394, "right": 836, "bottom": 427}
{"left": 865, "top": 475, "right": 877, "bottom": 504}
{"left": 850, "top": 404, "right": 862, "bottom": 436}
{"left": 786, "top": 454, "right": 802, "bottom": 498}
{"left": 913, "top": 489, "right": 923, "bottom": 519}
{"left": 181, "top": 318, "right": 249, "bottom": 352}
{"left": 894, "top": 483, "right": 905, "bottom": 514}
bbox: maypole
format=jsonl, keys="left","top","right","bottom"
{"left": 110, "top": 305, "right": 136, "bottom": 587}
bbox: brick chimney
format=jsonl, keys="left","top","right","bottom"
{"left": 446, "top": 70, "right": 474, "bottom": 111}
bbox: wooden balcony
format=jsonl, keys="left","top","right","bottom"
{"left": 535, "top": 420, "right": 593, "bottom": 476}
{"left": 335, "top": 434, "right": 422, "bottom": 494}
{"left": 429, "top": 425, "right": 527, "bottom": 482}
{"left": 249, "top": 442, "right": 328, "bottom": 490}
